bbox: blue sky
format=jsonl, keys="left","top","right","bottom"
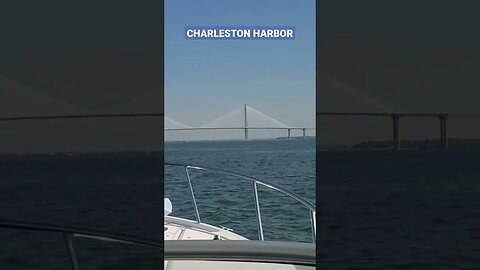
{"left": 165, "top": 0, "right": 315, "bottom": 128}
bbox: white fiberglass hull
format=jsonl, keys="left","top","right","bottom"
{"left": 164, "top": 216, "right": 301, "bottom": 270}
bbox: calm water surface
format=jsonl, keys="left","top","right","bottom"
{"left": 318, "top": 149, "right": 480, "bottom": 269}
{"left": 0, "top": 139, "right": 315, "bottom": 269}
{"left": 2, "top": 143, "right": 479, "bottom": 269}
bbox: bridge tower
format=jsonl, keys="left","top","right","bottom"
{"left": 244, "top": 104, "right": 248, "bottom": 140}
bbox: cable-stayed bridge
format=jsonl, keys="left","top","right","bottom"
{"left": 165, "top": 105, "right": 315, "bottom": 140}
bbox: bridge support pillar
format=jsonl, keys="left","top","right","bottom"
{"left": 287, "top": 129, "right": 291, "bottom": 140}
{"left": 440, "top": 115, "right": 448, "bottom": 148}
{"left": 302, "top": 128, "right": 306, "bottom": 140}
{"left": 392, "top": 115, "right": 400, "bottom": 150}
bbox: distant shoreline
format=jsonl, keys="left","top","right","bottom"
{"left": 331, "top": 138, "right": 480, "bottom": 150}
{"left": 2, "top": 138, "right": 480, "bottom": 159}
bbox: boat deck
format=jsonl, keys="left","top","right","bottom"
{"left": 164, "top": 216, "right": 247, "bottom": 241}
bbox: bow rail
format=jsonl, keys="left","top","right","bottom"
{"left": 165, "top": 162, "right": 316, "bottom": 243}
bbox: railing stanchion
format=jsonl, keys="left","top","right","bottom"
{"left": 310, "top": 210, "right": 316, "bottom": 243}
{"left": 252, "top": 181, "right": 264, "bottom": 241}
{"left": 184, "top": 166, "right": 201, "bottom": 223}
{"left": 63, "top": 232, "right": 80, "bottom": 270}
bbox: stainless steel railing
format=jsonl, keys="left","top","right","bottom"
{"left": 165, "top": 162, "right": 316, "bottom": 243}
{"left": 0, "top": 220, "right": 163, "bottom": 270}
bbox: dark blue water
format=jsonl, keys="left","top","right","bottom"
{"left": 0, "top": 140, "right": 316, "bottom": 269}
{"left": 165, "top": 139, "right": 316, "bottom": 242}
{"left": 317, "top": 149, "right": 480, "bottom": 269}
{"left": 2, "top": 145, "right": 479, "bottom": 269}
{"left": 0, "top": 152, "right": 163, "bottom": 269}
